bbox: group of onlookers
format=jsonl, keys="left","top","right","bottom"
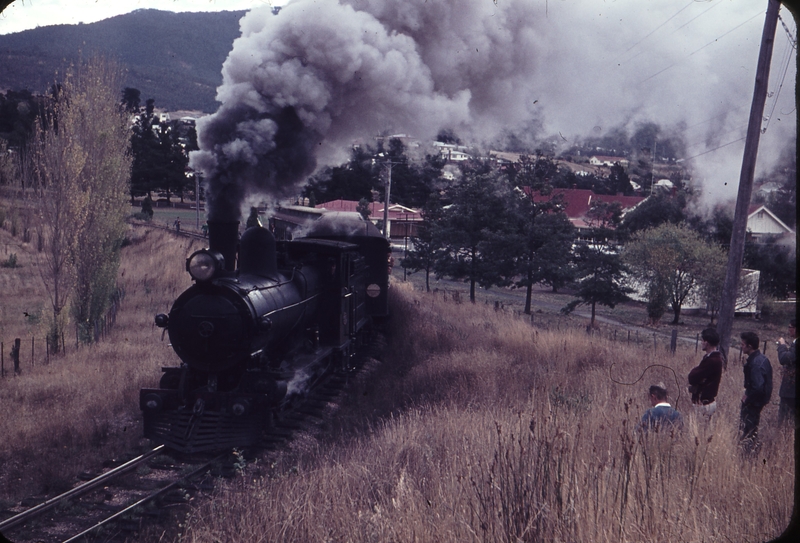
{"left": 637, "top": 319, "right": 796, "bottom": 454}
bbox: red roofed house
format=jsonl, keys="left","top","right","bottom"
{"left": 316, "top": 199, "right": 423, "bottom": 241}
{"left": 526, "top": 188, "right": 646, "bottom": 237}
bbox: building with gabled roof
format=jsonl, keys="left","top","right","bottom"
{"left": 315, "top": 199, "right": 423, "bottom": 240}
{"left": 746, "top": 204, "right": 795, "bottom": 247}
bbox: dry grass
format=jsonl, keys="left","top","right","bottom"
{"left": 0, "top": 220, "right": 199, "bottom": 501}
{"left": 179, "top": 282, "right": 794, "bottom": 543}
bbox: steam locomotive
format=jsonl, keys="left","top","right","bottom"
{"left": 140, "top": 212, "right": 391, "bottom": 453}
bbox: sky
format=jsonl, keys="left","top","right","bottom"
{"left": 0, "top": 0, "right": 796, "bottom": 215}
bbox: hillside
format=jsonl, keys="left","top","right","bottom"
{"left": 0, "top": 9, "right": 248, "bottom": 112}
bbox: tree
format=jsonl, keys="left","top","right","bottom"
{"left": 69, "top": 58, "right": 132, "bottom": 343}
{"left": 356, "top": 198, "right": 371, "bottom": 221}
{"left": 562, "top": 243, "right": 632, "bottom": 328}
{"left": 402, "top": 191, "right": 445, "bottom": 292}
{"left": 27, "top": 58, "right": 130, "bottom": 350}
{"left": 435, "top": 165, "right": 516, "bottom": 302}
{"left": 607, "top": 163, "right": 632, "bottom": 195}
{"left": 121, "top": 87, "right": 141, "bottom": 113}
{"left": 620, "top": 190, "right": 687, "bottom": 238}
{"left": 130, "top": 98, "right": 188, "bottom": 202}
{"left": 622, "top": 223, "right": 726, "bottom": 325}
{"left": 505, "top": 153, "right": 575, "bottom": 313}
{"left": 529, "top": 212, "right": 576, "bottom": 293}
{"left": 743, "top": 237, "right": 797, "bottom": 299}
{"left": 303, "top": 145, "right": 377, "bottom": 204}
{"left": 28, "top": 87, "right": 87, "bottom": 352}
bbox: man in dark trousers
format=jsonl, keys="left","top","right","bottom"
{"left": 739, "top": 331, "right": 773, "bottom": 454}
{"left": 688, "top": 327, "right": 724, "bottom": 419}
{"left": 776, "top": 318, "right": 796, "bottom": 426}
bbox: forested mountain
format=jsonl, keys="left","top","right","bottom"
{"left": 0, "top": 9, "right": 247, "bottom": 112}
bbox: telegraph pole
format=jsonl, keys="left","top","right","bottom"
{"left": 716, "top": 0, "right": 780, "bottom": 364}
{"left": 383, "top": 162, "right": 392, "bottom": 239}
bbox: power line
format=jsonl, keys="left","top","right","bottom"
{"left": 684, "top": 136, "right": 746, "bottom": 161}
{"left": 614, "top": 0, "right": 695, "bottom": 61}
{"left": 640, "top": 10, "right": 764, "bottom": 84}
{"left": 669, "top": 0, "right": 722, "bottom": 35}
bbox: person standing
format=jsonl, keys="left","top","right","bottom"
{"left": 173, "top": 217, "right": 181, "bottom": 232}
{"left": 688, "top": 328, "right": 724, "bottom": 418}
{"left": 739, "top": 331, "right": 773, "bottom": 454}
{"left": 776, "top": 318, "right": 796, "bottom": 426}
{"left": 638, "top": 382, "right": 684, "bottom": 434}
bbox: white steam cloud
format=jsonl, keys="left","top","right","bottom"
{"left": 190, "top": 0, "right": 796, "bottom": 221}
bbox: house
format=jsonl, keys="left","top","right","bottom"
{"left": 589, "top": 155, "right": 630, "bottom": 168}
{"left": 315, "top": 199, "right": 423, "bottom": 241}
{"left": 433, "top": 141, "right": 471, "bottom": 162}
{"left": 526, "top": 188, "right": 647, "bottom": 238}
{"left": 746, "top": 204, "right": 795, "bottom": 246}
{"left": 626, "top": 269, "right": 761, "bottom": 315}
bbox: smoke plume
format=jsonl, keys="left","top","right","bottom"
{"left": 191, "top": 0, "right": 796, "bottom": 220}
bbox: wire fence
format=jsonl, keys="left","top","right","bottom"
{"left": 438, "top": 288, "right": 777, "bottom": 364}
{"left": 0, "top": 291, "right": 124, "bottom": 378}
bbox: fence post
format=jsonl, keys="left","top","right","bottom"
{"left": 670, "top": 329, "right": 678, "bottom": 355}
{"left": 12, "top": 338, "right": 21, "bottom": 374}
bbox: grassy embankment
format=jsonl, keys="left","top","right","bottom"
{"left": 0, "top": 210, "right": 794, "bottom": 541}
{"left": 0, "top": 221, "right": 200, "bottom": 502}
{"left": 177, "top": 282, "right": 794, "bottom": 543}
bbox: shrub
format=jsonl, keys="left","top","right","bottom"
{"left": 1, "top": 253, "right": 18, "bottom": 268}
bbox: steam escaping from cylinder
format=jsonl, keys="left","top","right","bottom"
{"left": 190, "top": 0, "right": 541, "bottom": 221}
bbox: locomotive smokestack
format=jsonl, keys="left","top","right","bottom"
{"left": 207, "top": 220, "right": 240, "bottom": 271}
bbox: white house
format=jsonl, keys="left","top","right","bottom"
{"left": 747, "top": 204, "right": 795, "bottom": 246}
{"left": 589, "top": 155, "right": 630, "bottom": 167}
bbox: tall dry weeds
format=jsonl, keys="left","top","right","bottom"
{"left": 0, "top": 225, "right": 200, "bottom": 501}
{"left": 181, "top": 281, "right": 793, "bottom": 543}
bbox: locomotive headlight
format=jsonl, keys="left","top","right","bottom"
{"left": 186, "top": 250, "right": 224, "bottom": 281}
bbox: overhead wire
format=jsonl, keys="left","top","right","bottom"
{"left": 762, "top": 10, "right": 796, "bottom": 133}
{"left": 640, "top": 10, "right": 764, "bottom": 84}
{"left": 614, "top": 0, "right": 696, "bottom": 62}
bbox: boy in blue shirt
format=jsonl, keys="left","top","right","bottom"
{"left": 639, "top": 382, "right": 683, "bottom": 434}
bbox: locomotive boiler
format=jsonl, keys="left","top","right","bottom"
{"left": 140, "top": 212, "right": 390, "bottom": 452}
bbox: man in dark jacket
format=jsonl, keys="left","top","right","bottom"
{"left": 688, "top": 328, "right": 724, "bottom": 418}
{"left": 776, "top": 318, "right": 796, "bottom": 426}
{"left": 739, "top": 331, "right": 773, "bottom": 454}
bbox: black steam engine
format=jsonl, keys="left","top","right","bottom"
{"left": 140, "top": 212, "right": 390, "bottom": 453}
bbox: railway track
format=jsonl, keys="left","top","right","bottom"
{"left": 0, "top": 444, "right": 230, "bottom": 543}
{"left": 0, "top": 355, "right": 376, "bottom": 543}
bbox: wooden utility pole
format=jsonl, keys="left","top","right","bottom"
{"left": 716, "top": 0, "right": 781, "bottom": 364}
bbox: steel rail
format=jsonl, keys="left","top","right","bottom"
{"left": 60, "top": 453, "right": 225, "bottom": 543}
{"left": 0, "top": 445, "right": 166, "bottom": 532}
